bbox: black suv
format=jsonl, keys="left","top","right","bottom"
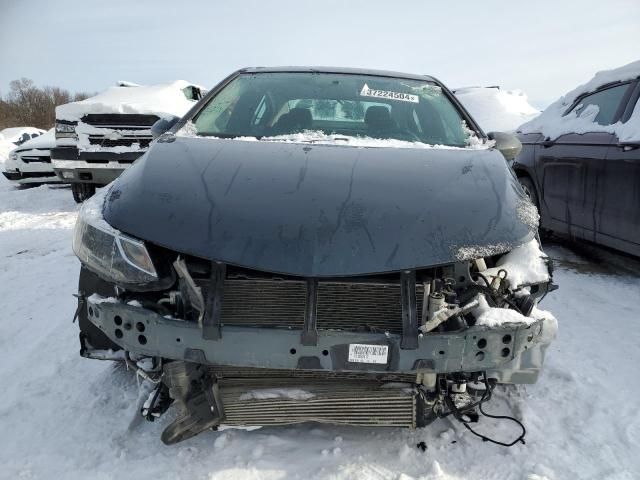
{"left": 513, "top": 67, "right": 640, "bottom": 256}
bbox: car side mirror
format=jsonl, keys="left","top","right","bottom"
{"left": 488, "top": 131, "right": 522, "bottom": 161}
{"left": 151, "top": 116, "right": 180, "bottom": 139}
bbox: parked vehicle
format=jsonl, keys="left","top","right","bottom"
{"left": 72, "top": 67, "right": 557, "bottom": 444}
{"left": 52, "top": 80, "right": 204, "bottom": 203}
{"left": 453, "top": 86, "right": 539, "bottom": 132}
{"left": 514, "top": 60, "right": 640, "bottom": 256}
{"left": 2, "top": 129, "right": 62, "bottom": 185}
{"left": 0, "top": 135, "right": 13, "bottom": 164}
{"left": 0, "top": 126, "right": 46, "bottom": 146}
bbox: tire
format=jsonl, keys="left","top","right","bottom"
{"left": 518, "top": 176, "right": 550, "bottom": 239}
{"left": 518, "top": 176, "right": 538, "bottom": 210}
{"left": 71, "top": 183, "right": 96, "bottom": 203}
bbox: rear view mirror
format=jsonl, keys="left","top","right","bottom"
{"left": 488, "top": 131, "right": 522, "bottom": 161}
{"left": 151, "top": 116, "right": 180, "bottom": 139}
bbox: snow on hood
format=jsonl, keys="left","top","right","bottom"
{"left": 454, "top": 87, "right": 539, "bottom": 133}
{"left": 13, "top": 128, "right": 56, "bottom": 151}
{"left": 518, "top": 60, "right": 640, "bottom": 142}
{"left": 56, "top": 80, "right": 200, "bottom": 121}
{"left": 0, "top": 127, "right": 45, "bottom": 143}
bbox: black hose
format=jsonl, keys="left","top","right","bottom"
{"left": 442, "top": 372, "right": 526, "bottom": 447}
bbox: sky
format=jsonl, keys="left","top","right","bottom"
{"left": 1, "top": 0, "right": 639, "bottom": 109}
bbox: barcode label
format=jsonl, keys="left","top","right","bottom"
{"left": 360, "top": 84, "right": 419, "bottom": 103}
{"left": 348, "top": 344, "right": 389, "bottom": 364}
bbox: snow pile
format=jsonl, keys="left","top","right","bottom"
{"left": 177, "top": 126, "right": 492, "bottom": 150}
{"left": 484, "top": 238, "right": 550, "bottom": 288}
{"left": 454, "top": 87, "right": 539, "bottom": 132}
{"left": 519, "top": 60, "right": 640, "bottom": 141}
{"left": 472, "top": 294, "right": 558, "bottom": 342}
{"left": 0, "top": 135, "right": 15, "bottom": 166}
{"left": 56, "top": 80, "right": 200, "bottom": 121}
{"left": 239, "top": 389, "right": 315, "bottom": 401}
{"left": 473, "top": 294, "right": 537, "bottom": 327}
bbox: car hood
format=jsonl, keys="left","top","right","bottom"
{"left": 103, "top": 136, "right": 535, "bottom": 277}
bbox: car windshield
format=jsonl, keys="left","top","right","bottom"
{"left": 190, "top": 72, "right": 474, "bottom": 147}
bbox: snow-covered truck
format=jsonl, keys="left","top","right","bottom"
{"left": 52, "top": 81, "right": 204, "bottom": 202}
{"left": 453, "top": 86, "right": 539, "bottom": 133}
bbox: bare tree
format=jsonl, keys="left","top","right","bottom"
{"left": 0, "top": 78, "right": 94, "bottom": 131}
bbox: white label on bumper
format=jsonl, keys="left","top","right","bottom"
{"left": 348, "top": 344, "right": 389, "bottom": 364}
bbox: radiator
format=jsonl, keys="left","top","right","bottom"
{"left": 220, "top": 278, "right": 424, "bottom": 333}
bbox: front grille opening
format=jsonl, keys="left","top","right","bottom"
{"left": 82, "top": 113, "right": 160, "bottom": 127}
{"left": 207, "top": 265, "right": 431, "bottom": 333}
{"left": 222, "top": 279, "right": 306, "bottom": 329}
{"left": 88, "top": 136, "right": 152, "bottom": 148}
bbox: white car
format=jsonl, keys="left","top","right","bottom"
{"left": 2, "top": 129, "right": 62, "bottom": 184}
{"left": 1, "top": 126, "right": 46, "bottom": 146}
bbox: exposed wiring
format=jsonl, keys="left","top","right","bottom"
{"left": 442, "top": 372, "right": 526, "bottom": 447}
{"left": 124, "top": 352, "right": 163, "bottom": 384}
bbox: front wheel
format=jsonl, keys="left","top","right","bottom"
{"left": 518, "top": 176, "right": 550, "bottom": 239}
{"left": 72, "top": 183, "right": 96, "bottom": 203}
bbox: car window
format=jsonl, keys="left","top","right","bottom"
{"left": 182, "top": 86, "right": 202, "bottom": 101}
{"left": 191, "top": 72, "right": 472, "bottom": 147}
{"left": 15, "top": 133, "right": 31, "bottom": 145}
{"left": 568, "top": 83, "right": 631, "bottom": 125}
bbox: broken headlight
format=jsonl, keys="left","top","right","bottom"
{"left": 73, "top": 188, "right": 158, "bottom": 285}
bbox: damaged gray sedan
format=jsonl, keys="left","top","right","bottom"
{"left": 72, "top": 67, "right": 557, "bottom": 445}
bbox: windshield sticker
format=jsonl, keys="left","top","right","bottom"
{"left": 360, "top": 84, "right": 419, "bottom": 103}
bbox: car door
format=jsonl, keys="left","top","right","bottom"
{"left": 596, "top": 80, "right": 640, "bottom": 255}
{"left": 538, "top": 82, "right": 634, "bottom": 239}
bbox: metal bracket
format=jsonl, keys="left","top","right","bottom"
{"left": 301, "top": 279, "right": 318, "bottom": 346}
{"left": 203, "top": 262, "right": 226, "bottom": 340}
{"left": 400, "top": 270, "right": 418, "bottom": 350}
{"left": 161, "top": 362, "right": 224, "bottom": 445}
{"left": 173, "top": 257, "right": 205, "bottom": 325}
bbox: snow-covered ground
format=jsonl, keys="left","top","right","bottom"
{"left": 0, "top": 177, "right": 638, "bottom": 480}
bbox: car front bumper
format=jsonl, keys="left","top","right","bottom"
{"left": 51, "top": 147, "right": 144, "bottom": 184}
{"left": 86, "top": 293, "right": 552, "bottom": 385}
{"left": 2, "top": 169, "right": 62, "bottom": 184}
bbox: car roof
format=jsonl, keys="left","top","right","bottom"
{"left": 238, "top": 66, "right": 438, "bottom": 83}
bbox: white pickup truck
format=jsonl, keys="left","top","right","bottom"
{"left": 52, "top": 81, "right": 204, "bottom": 202}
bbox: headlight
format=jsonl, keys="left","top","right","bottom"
{"left": 9, "top": 151, "right": 17, "bottom": 162}
{"left": 55, "top": 121, "right": 77, "bottom": 138}
{"left": 73, "top": 187, "right": 158, "bottom": 285}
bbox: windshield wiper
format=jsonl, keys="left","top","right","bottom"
{"left": 200, "top": 133, "right": 241, "bottom": 139}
